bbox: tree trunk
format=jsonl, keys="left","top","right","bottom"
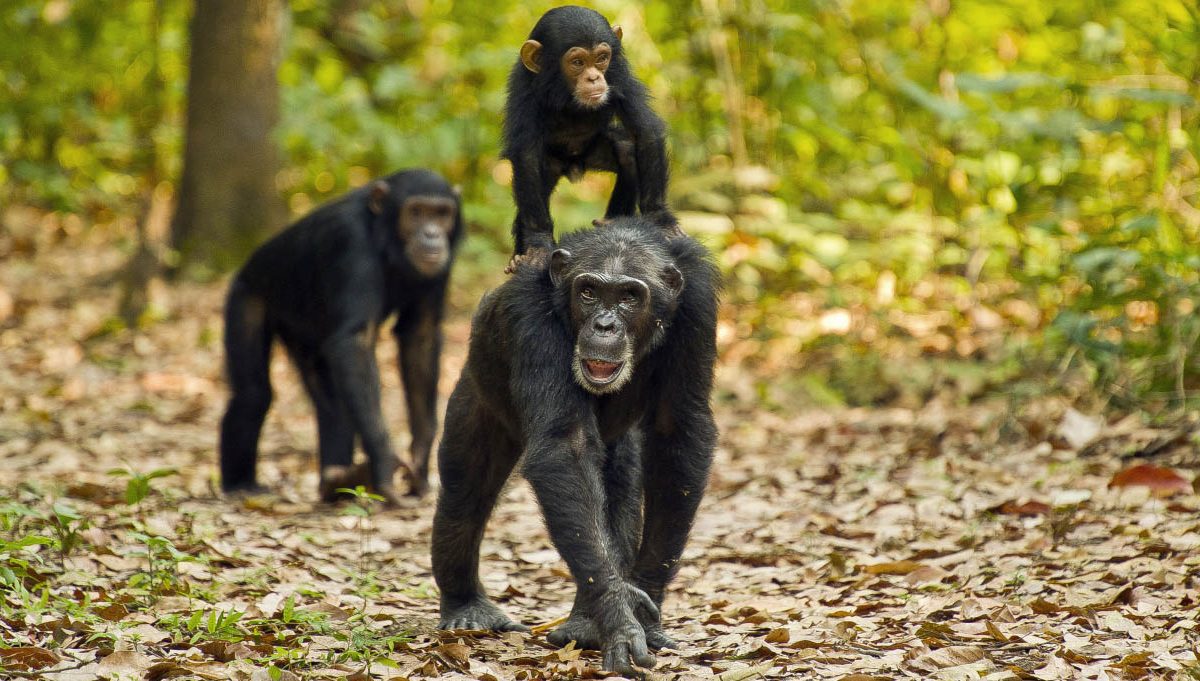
{"left": 171, "top": 0, "right": 285, "bottom": 277}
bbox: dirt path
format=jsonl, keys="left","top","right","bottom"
{"left": 1, "top": 235, "right": 1198, "bottom": 679}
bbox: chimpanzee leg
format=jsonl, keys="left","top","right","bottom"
{"left": 432, "top": 384, "right": 526, "bottom": 631}
{"left": 219, "top": 284, "right": 274, "bottom": 492}
{"left": 547, "top": 431, "right": 647, "bottom": 650}
{"left": 293, "top": 356, "right": 359, "bottom": 501}
{"left": 322, "top": 326, "right": 405, "bottom": 503}
{"left": 396, "top": 305, "right": 443, "bottom": 497}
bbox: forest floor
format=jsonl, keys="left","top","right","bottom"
{"left": 1, "top": 223, "right": 1199, "bottom": 680}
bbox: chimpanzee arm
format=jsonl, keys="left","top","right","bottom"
{"left": 394, "top": 287, "right": 446, "bottom": 497}
{"left": 615, "top": 98, "right": 677, "bottom": 231}
{"left": 322, "top": 324, "right": 405, "bottom": 504}
{"left": 631, "top": 289, "right": 718, "bottom": 606}
{"left": 511, "top": 322, "right": 656, "bottom": 674}
{"left": 510, "top": 148, "right": 559, "bottom": 256}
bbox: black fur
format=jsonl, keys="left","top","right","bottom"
{"left": 503, "top": 6, "right": 676, "bottom": 258}
{"left": 219, "top": 169, "right": 463, "bottom": 502}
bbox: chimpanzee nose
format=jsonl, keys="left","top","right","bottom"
{"left": 593, "top": 311, "right": 617, "bottom": 334}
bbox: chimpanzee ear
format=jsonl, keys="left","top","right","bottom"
{"left": 520, "top": 40, "right": 543, "bottom": 73}
{"left": 549, "top": 249, "right": 572, "bottom": 287}
{"left": 612, "top": 25, "right": 623, "bottom": 41}
{"left": 368, "top": 181, "right": 389, "bottom": 215}
{"left": 662, "top": 264, "right": 684, "bottom": 298}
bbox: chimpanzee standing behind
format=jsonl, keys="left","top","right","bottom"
{"left": 432, "top": 218, "right": 718, "bottom": 675}
{"left": 503, "top": 6, "right": 680, "bottom": 271}
{"left": 220, "top": 169, "right": 463, "bottom": 503}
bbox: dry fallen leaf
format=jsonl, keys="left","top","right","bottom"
{"left": 907, "top": 644, "right": 989, "bottom": 672}
{"left": 1109, "top": 464, "right": 1192, "bottom": 497}
{"left": 1058, "top": 408, "right": 1103, "bottom": 449}
{"left": 992, "top": 499, "right": 1052, "bottom": 516}
{"left": 864, "top": 559, "right": 923, "bottom": 575}
{"left": 0, "top": 646, "right": 62, "bottom": 671}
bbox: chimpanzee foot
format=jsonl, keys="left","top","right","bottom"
{"left": 319, "top": 463, "right": 409, "bottom": 507}
{"left": 224, "top": 482, "right": 270, "bottom": 497}
{"left": 405, "top": 478, "right": 430, "bottom": 498}
{"left": 318, "top": 463, "right": 371, "bottom": 502}
{"left": 547, "top": 613, "right": 602, "bottom": 649}
{"left": 644, "top": 623, "right": 678, "bottom": 650}
{"left": 504, "top": 247, "right": 550, "bottom": 274}
{"left": 439, "top": 597, "right": 529, "bottom": 633}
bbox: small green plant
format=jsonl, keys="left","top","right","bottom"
{"left": 108, "top": 467, "right": 177, "bottom": 518}
{"left": 46, "top": 501, "right": 88, "bottom": 570}
{"left": 337, "top": 486, "right": 385, "bottom": 580}
{"left": 126, "top": 530, "right": 194, "bottom": 598}
{"left": 107, "top": 467, "right": 186, "bottom": 602}
{"left": 333, "top": 486, "right": 411, "bottom": 674}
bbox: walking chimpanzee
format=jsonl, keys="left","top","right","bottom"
{"left": 432, "top": 218, "right": 718, "bottom": 675}
{"left": 503, "top": 6, "right": 681, "bottom": 272}
{"left": 219, "top": 169, "right": 462, "bottom": 503}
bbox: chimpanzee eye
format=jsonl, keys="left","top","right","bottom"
{"left": 620, "top": 292, "right": 637, "bottom": 305}
{"left": 580, "top": 287, "right": 596, "bottom": 302}
{"left": 572, "top": 58, "right": 585, "bottom": 68}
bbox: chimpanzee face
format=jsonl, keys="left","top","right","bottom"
{"left": 551, "top": 244, "right": 683, "bottom": 395}
{"left": 520, "top": 24, "right": 624, "bottom": 111}
{"left": 398, "top": 195, "right": 457, "bottom": 277}
{"left": 558, "top": 42, "right": 613, "bottom": 109}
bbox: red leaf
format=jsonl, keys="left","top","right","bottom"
{"left": 1108, "top": 464, "right": 1191, "bottom": 497}
{"left": 993, "top": 499, "right": 1052, "bottom": 516}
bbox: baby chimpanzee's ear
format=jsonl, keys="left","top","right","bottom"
{"left": 520, "top": 40, "right": 543, "bottom": 73}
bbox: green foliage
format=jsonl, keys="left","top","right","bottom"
{"left": 108, "top": 466, "right": 177, "bottom": 513}
{"left": 2, "top": 0, "right": 1198, "bottom": 408}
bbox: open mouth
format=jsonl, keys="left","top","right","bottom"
{"left": 582, "top": 359, "right": 623, "bottom": 383}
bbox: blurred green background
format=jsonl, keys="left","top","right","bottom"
{"left": 2, "top": 0, "right": 1198, "bottom": 411}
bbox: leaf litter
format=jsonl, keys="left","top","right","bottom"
{"left": 0, "top": 232, "right": 1198, "bottom": 679}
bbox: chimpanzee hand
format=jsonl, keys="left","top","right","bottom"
{"left": 548, "top": 581, "right": 663, "bottom": 673}
{"left": 504, "top": 246, "right": 552, "bottom": 274}
{"left": 645, "top": 209, "right": 684, "bottom": 238}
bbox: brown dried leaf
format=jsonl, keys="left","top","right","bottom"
{"left": 434, "top": 642, "right": 472, "bottom": 668}
{"left": 907, "top": 645, "right": 989, "bottom": 672}
{"left": 95, "top": 650, "right": 155, "bottom": 676}
{"left": 864, "top": 559, "right": 923, "bottom": 575}
{"left": 1109, "top": 464, "right": 1191, "bottom": 497}
{"left": 992, "top": 499, "right": 1052, "bottom": 516}
{"left": 763, "top": 627, "right": 789, "bottom": 643}
{"left": 0, "top": 646, "right": 62, "bottom": 671}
